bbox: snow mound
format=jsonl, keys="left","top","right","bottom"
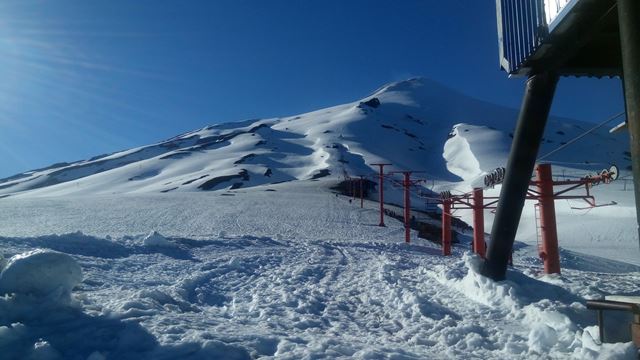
{"left": 430, "top": 253, "right": 636, "bottom": 359}
{"left": 443, "top": 123, "right": 510, "bottom": 183}
{"left": 143, "top": 231, "right": 177, "bottom": 248}
{"left": 443, "top": 124, "right": 482, "bottom": 180}
{"left": 0, "top": 249, "right": 82, "bottom": 297}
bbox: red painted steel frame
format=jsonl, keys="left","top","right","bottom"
{"left": 352, "top": 180, "right": 356, "bottom": 200}
{"left": 359, "top": 176, "right": 364, "bottom": 208}
{"left": 536, "top": 164, "right": 561, "bottom": 274}
{"left": 403, "top": 172, "right": 411, "bottom": 243}
{"left": 472, "top": 188, "right": 486, "bottom": 258}
{"left": 442, "top": 199, "right": 452, "bottom": 256}
{"left": 440, "top": 164, "right": 612, "bottom": 269}
{"left": 371, "top": 164, "right": 391, "bottom": 227}
{"left": 446, "top": 191, "right": 495, "bottom": 258}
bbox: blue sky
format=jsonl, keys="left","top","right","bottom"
{"left": 0, "top": 0, "right": 624, "bottom": 178}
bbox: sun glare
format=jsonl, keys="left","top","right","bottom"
{"left": 0, "top": 2, "right": 165, "bottom": 143}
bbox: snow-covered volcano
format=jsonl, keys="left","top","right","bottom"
{"left": 0, "top": 78, "right": 629, "bottom": 197}
{"left": 0, "top": 79, "right": 638, "bottom": 359}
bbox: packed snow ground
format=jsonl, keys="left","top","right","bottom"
{"left": 0, "top": 180, "right": 638, "bottom": 359}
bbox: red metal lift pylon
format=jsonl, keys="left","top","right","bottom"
{"left": 403, "top": 173, "right": 412, "bottom": 243}
{"left": 359, "top": 176, "right": 364, "bottom": 208}
{"left": 527, "top": 163, "right": 617, "bottom": 274}
{"left": 472, "top": 188, "right": 486, "bottom": 258}
{"left": 442, "top": 198, "right": 452, "bottom": 256}
{"left": 352, "top": 180, "right": 356, "bottom": 201}
{"left": 440, "top": 189, "right": 499, "bottom": 257}
{"left": 371, "top": 163, "right": 391, "bottom": 227}
{"left": 535, "top": 164, "right": 560, "bottom": 274}
{"left": 440, "top": 163, "right": 618, "bottom": 273}
{"left": 389, "top": 171, "right": 425, "bottom": 243}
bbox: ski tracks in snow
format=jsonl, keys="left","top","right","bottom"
{"left": 0, "top": 182, "right": 637, "bottom": 358}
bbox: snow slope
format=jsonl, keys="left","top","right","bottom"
{"left": 2, "top": 77, "right": 633, "bottom": 267}
{"left": 0, "top": 181, "right": 637, "bottom": 359}
{"left": 0, "top": 78, "right": 637, "bottom": 359}
{"left": 0, "top": 78, "right": 630, "bottom": 198}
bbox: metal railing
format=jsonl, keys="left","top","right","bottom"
{"left": 498, "top": 0, "right": 548, "bottom": 74}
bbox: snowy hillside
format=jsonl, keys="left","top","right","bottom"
{"left": 0, "top": 181, "right": 637, "bottom": 359}
{"left": 0, "top": 78, "right": 638, "bottom": 359}
{"left": 0, "top": 78, "right": 630, "bottom": 197}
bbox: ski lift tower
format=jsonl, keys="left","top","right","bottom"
{"left": 485, "top": 0, "right": 640, "bottom": 280}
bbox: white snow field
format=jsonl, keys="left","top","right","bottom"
{"left": 0, "top": 78, "right": 638, "bottom": 359}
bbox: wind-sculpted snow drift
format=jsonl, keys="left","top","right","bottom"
{"left": 0, "top": 79, "right": 637, "bottom": 359}
{"left": 0, "top": 249, "right": 82, "bottom": 297}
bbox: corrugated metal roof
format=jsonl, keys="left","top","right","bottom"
{"left": 496, "top": 0, "right": 547, "bottom": 75}
{"left": 496, "top": 0, "right": 620, "bottom": 77}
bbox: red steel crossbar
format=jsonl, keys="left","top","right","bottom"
{"left": 440, "top": 163, "right": 614, "bottom": 271}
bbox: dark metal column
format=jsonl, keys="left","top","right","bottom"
{"left": 481, "top": 72, "right": 559, "bottom": 280}
{"left": 618, "top": 0, "right": 640, "bottom": 245}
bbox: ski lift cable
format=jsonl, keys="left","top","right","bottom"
{"left": 537, "top": 111, "right": 625, "bottom": 161}
{"left": 542, "top": 160, "right": 610, "bottom": 167}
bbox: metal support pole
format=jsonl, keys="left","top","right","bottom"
{"left": 482, "top": 72, "right": 559, "bottom": 280}
{"left": 597, "top": 310, "right": 605, "bottom": 343}
{"left": 472, "top": 188, "right": 486, "bottom": 258}
{"left": 536, "top": 164, "right": 561, "bottom": 274}
{"left": 442, "top": 199, "right": 452, "bottom": 256}
{"left": 378, "top": 168, "right": 385, "bottom": 226}
{"left": 618, "top": 0, "right": 640, "bottom": 245}
{"left": 352, "top": 180, "right": 356, "bottom": 200}
{"left": 371, "top": 163, "right": 391, "bottom": 227}
{"left": 359, "top": 176, "right": 364, "bottom": 208}
{"left": 403, "top": 172, "right": 411, "bottom": 243}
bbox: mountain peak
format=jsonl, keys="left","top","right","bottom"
{"left": 0, "top": 78, "right": 628, "bottom": 197}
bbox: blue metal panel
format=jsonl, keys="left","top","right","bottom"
{"left": 497, "top": 0, "right": 547, "bottom": 75}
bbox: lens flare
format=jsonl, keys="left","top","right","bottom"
{"left": 0, "top": 2, "right": 171, "bottom": 176}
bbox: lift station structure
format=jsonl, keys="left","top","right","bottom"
{"left": 486, "top": 0, "right": 640, "bottom": 280}
{"left": 441, "top": 164, "right": 617, "bottom": 274}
